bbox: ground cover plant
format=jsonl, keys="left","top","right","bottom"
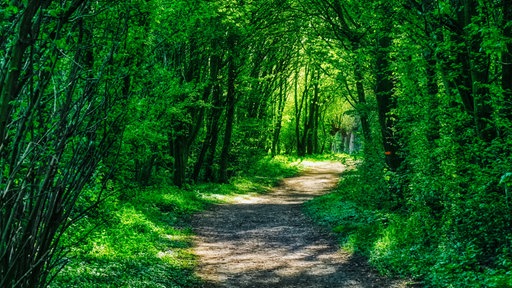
{"left": 305, "top": 156, "right": 512, "bottom": 288}
{"left": 49, "top": 157, "right": 300, "bottom": 287}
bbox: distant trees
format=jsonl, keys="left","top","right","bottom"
{"left": 121, "top": 0, "right": 308, "bottom": 185}
{"left": 113, "top": 0, "right": 355, "bottom": 188}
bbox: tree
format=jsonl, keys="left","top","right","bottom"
{"left": 298, "top": 0, "right": 379, "bottom": 150}
{"left": 0, "top": 1, "right": 134, "bottom": 286}
{"left": 501, "top": 0, "right": 512, "bottom": 131}
{"left": 219, "top": 32, "right": 240, "bottom": 183}
{"left": 373, "top": 2, "right": 402, "bottom": 171}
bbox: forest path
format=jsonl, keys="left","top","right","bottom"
{"left": 191, "top": 161, "right": 406, "bottom": 288}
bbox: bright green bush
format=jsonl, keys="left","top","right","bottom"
{"left": 51, "top": 187, "right": 204, "bottom": 288}
{"left": 51, "top": 155, "right": 302, "bottom": 287}
{"left": 305, "top": 155, "right": 512, "bottom": 288}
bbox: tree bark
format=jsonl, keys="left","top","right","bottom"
{"left": 354, "top": 60, "right": 372, "bottom": 144}
{"left": 294, "top": 65, "right": 307, "bottom": 156}
{"left": 502, "top": 0, "right": 512, "bottom": 128}
{"left": 271, "top": 78, "right": 287, "bottom": 157}
{"left": 0, "top": 2, "right": 45, "bottom": 148}
{"left": 375, "top": 29, "right": 401, "bottom": 171}
{"left": 193, "top": 50, "right": 223, "bottom": 182}
{"left": 1, "top": 2, "right": 127, "bottom": 285}
{"left": 219, "top": 34, "right": 238, "bottom": 183}
{"left": 466, "top": 0, "right": 494, "bottom": 142}
{"left": 447, "top": 0, "right": 495, "bottom": 143}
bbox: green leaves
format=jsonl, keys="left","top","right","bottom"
{"left": 499, "top": 172, "right": 512, "bottom": 186}
{"left": 2, "top": 5, "right": 19, "bottom": 18}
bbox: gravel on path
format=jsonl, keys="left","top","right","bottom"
{"left": 192, "top": 161, "right": 407, "bottom": 288}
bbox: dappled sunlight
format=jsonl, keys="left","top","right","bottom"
{"left": 192, "top": 161, "right": 405, "bottom": 287}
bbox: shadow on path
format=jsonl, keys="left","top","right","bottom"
{"left": 192, "top": 161, "right": 406, "bottom": 288}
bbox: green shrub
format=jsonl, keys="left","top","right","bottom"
{"left": 305, "top": 156, "right": 512, "bottom": 288}
{"left": 51, "top": 187, "right": 203, "bottom": 288}
{"left": 52, "top": 156, "right": 302, "bottom": 287}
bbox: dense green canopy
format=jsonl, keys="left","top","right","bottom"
{"left": 1, "top": 0, "right": 511, "bottom": 287}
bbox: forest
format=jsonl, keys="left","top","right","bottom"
{"left": 1, "top": 0, "right": 511, "bottom": 287}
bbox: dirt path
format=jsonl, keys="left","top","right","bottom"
{"left": 192, "top": 161, "right": 406, "bottom": 288}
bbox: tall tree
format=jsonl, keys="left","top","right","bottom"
{"left": 219, "top": 32, "right": 240, "bottom": 183}
{"left": 502, "top": 0, "right": 512, "bottom": 131}
{"left": 374, "top": 2, "right": 402, "bottom": 171}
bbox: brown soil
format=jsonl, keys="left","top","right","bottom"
{"left": 192, "top": 161, "right": 407, "bottom": 288}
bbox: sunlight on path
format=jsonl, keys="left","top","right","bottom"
{"left": 192, "top": 161, "right": 406, "bottom": 288}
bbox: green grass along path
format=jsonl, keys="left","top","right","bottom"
{"left": 191, "top": 161, "right": 407, "bottom": 287}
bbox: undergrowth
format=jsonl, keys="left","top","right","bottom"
{"left": 305, "top": 157, "right": 512, "bottom": 288}
{"left": 51, "top": 156, "right": 300, "bottom": 287}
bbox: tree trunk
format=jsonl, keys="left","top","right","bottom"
{"left": 354, "top": 60, "right": 372, "bottom": 144}
{"left": 375, "top": 29, "right": 401, "bottom": 171}
{"left": 1, "top": 2, "right": 127, "bottom": 285}
{"left": 194, "top": 50, "right": 223, "bottom": 182}
{"left": 0, "top": 2, "right": 46, "bottom": 148}
{"left": 294, "top": 66, "right": 307, "bottom": 156}
{"left": 306, "top": 67, "right": 320, "bottom": 155}
{"left": 447, "top": 0, "right": 495, "bottom": 143}
{"left": 169, "top": 31, "right": 205, "bottom": 186}
{"left": 219, "top": 34, "right": 238, "bottom": 183}
{"left": 502, "top": 0, "right": 512, "bottom": 129}
{"left": 271, "top": 78, "right": 287, "bottom": 157}
{"left": 170, "top": 132, "right": 188, "bottom": 188}
{"left": 465, "top": 0, "right": 494, "bottom": 143}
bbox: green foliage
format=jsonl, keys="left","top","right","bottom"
{"left": 51, "top": 187, "right": 204, "bottom": 288}
{"left": 51, "top": 154, "right": 301, "bottom": 287}
{"left": 246, "top": 156, "right": 301, "bottom": 181}
{"left": 304, "top": 168, "right": 389, "bottom": 256}
{"left": 5, "top": 0, "right": 512, "bottom": 286}
{"left": 306, "top": 156, "right": 512, "bottom": 287}
{"left": 293, "top": 153, "right": 357, "bottom": 163}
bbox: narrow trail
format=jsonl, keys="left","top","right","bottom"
{"left": 192, "top": 161, "right": 406, "bottom": 288}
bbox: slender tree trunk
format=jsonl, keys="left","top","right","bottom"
{"left": 425, "top": 52, "right": 440, "bottom": 140}
{"left": 306, "top": 67, "right": 320, "bottom": 154}
{"left": 375, "top": 28, "right": 401, "bottom": 171}
{"left": 191, "top": 85, "right": 212, "bottom": 183}
{"left": 194, "top": 50, "right": 223, "bottom": 182}
{"left": 1, "top": 2, "right": 126, "bottom": 285}
{"left": 169, "top": 32, "right": 205, "bottom": 186}
{"left": 204, "top": 94, "right": 223, "bottom": 181}
{"left": 465, "top": 0, "right": 494, "bottom": 143}
{"left": 0, "top": 2, "right": 47, "bottom": 148}
{"left": 502, "top": 0, "right": 512, "bottom": 129}
{"left": 193, "top": 136, "right": 210, "bottom": 182}
{"left": 170, "top": 132, "right": 188, "bottom": 188}
{"left": 271, "top": 78, "right": 287, "bottom": 157}
{"left": 294, "top": 66, "right": 307, "bottom": 156}
{"left": 354, "top": 60, "right": 372, "bottom": 144}
{"left": 447, "top": 0, "right": 494, "bottom": 143}
{"left": 422, "top": 0, "right": 441, "bottom": 145}
{"left": 314, "top": 70, "right": 321, "bottom": 153}
{"left": 219, "top": 34, "right": 238, "bottom": 183}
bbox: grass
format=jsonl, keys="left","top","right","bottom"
{"left": 50, "top": 155, "right": 302, "bottom": 288}
{"left": 303, "top": 165, "right": 423, "bottom": 286}
{"left": 51, "top": 187, "right": 204, "bottom": 288}
{"left": 293, "top": 152, "right": 359, "bottom": 164}
{"left": 304, "top": 158, "right": 512, "bottom": 288}
{"left": 304, "top": 189, "right": 385, "bottom": 256}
